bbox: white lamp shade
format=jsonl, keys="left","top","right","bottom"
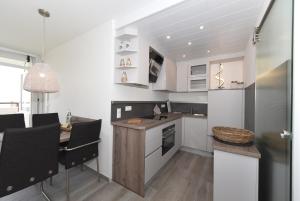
{"left": 23, "top": 62, "right": 60, "bottom": 93}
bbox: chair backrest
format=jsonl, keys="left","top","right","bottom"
{"left": 32, "top": 113, "right": 60, "bottom": 127}
{"left": 0, "top": 114, "right": 25, "bottom": 132}
{"left": 62, "top": 120, "right": 101, "bottom": 169}
{"left": 0, "top": 124, "right": 60, "bottom": 198}
{"left": 68, "top": 119, "right": 101, "bottom": 149}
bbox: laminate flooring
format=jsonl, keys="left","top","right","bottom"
{"left": 0, "top": 151, "right": 213, "bottom": 201}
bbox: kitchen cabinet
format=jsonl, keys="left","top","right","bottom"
{"left": 182, "top": 117, "right": 207, "bottom": 151}
{"left": 208, "top": 89, "right": 244, "bottom": 136}
{"left": 176, "top": 61, "right": 208, "bottom": 92}
{"left": 176, "top": 61, "right": 188, "bottom": 92}
{"left": 113, "top": 118, "right": 182, "bottom": 196}
{"left": 214, "top": 149, "right": 259, "bottom": 201}
{"left": 152, "top": 57, "right": 177, "bottom": 91}
{"left": 145, "top": 119, "right": 182, "bottom": 183}
{"left": 188, "top": 77, "right": 208, "bottom": 91}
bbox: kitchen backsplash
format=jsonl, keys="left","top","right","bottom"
{"left": 111, "top": 101, "right": 208, "bottom": 121}
{"left": 111, "top": 101, "right": 168, "bottom": 121}
{"left": 170, "top": 102, "right": 207, "bottom": 115}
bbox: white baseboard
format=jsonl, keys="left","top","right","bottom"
{"left": 180, "top": 146, "right": 213, "bottom": 157}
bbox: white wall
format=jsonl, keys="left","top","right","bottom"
{"left": 210, "top": 60, "right": 244, "bottom": 89}
{"left": 46, "top": 20, "right": 168, "bottom": 179}
{"left": 243, "top": 0, "right": 272, "bottom": 87}
{"left": 243, "top": 38, "right": 256, "bottom": 87}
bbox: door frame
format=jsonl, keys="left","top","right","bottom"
{"left": 292, "top": 1, "right": 299, "bottom": 201}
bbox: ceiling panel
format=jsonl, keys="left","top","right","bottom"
{"left": 0, "top": 0, "right": 153, "bottom": 55}
{"left": 132, "top": 0, "right": 266, "bottom": 61}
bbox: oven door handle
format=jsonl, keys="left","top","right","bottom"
{"left": 162, "top": 131, "right": 175, "bottom": 139}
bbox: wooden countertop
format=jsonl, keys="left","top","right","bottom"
{"left": 0, "top": 131, "right": 70, "bottom": 145}
{"left": 111, "top": 112, "right": 207, "bottom": 130}
{"left": 213, "top": 138, "right": 261, "bottom": 159}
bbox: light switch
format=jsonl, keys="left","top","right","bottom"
{"left": 117, "top": 108, "right": 121, "bottom": 118}
{"left": 125, "top": 106, "right": 132, "bottom": 111}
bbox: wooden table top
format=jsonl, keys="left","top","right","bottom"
{"left": 0, "top": 131, "right": 71, "bottom": 146}
{"left": 60, "top": 131, "right": 71, "bottom": 143}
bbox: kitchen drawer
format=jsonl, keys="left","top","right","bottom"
{"left": 145, "top": 125, "right": 162, "bottom": 157}
{"left": 145, "top": 147, "right": 162, "bottom": 183}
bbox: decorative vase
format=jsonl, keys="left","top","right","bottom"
{"left": 126, "top": 58, "right": 132, "bottom": 66}
{"left": 121, "top": 71, "right": 128, "bottom": 83}
{"left": 120, "top": 58, "right": 125, "bottom": 67}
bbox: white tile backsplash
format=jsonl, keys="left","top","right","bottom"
{"left": 168, "top": 92, "right": 208, "bottom": 103}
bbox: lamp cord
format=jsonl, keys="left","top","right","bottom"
{"left": 42, "top": 16, "right": 46, "bottom": 62}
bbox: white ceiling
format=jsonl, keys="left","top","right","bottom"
{"left": 132, "top": 0, "right": 266, "bottom": 61}
{"left": 0, "top": 0, "right": 153, "bottom": 56}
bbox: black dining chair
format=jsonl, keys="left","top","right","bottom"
{"left": 32, "top": 113, "right": 60, "bottom": 127}
{"left": 59, "top": 119, "right": 102, "bottom": 201}
{"left": 32, "top": 112, "right": 60, "bottom": 185}
{"left": 0, "top": 113, "right": 25, "bottom": 132}
{"left": 0, "top": 124, "right": 60, "bottom": 201}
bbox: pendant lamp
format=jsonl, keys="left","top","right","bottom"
{"left": 23, "top": 9, "right": 59, "bottom": 93}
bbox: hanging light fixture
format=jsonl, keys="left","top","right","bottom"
{"left": 23, "top": 9, "right": 59, "bottom": 93}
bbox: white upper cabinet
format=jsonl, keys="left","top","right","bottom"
{"left": 176, "top": 61, "right": 188, "bottom": 92}
{"left": 152, "top": 57, "right": 177, "bottom": 91}
{"left": 176, "top": 60, "right": 209, "bottom": 92}
{"left": 187, "top": 63, "right": 208, "bottom": 92}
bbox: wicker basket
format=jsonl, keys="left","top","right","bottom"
{"left": 212, "top": 126, "right": 255, "bottom": 145}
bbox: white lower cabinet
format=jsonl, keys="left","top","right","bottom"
{"left": 182, "top": 117, "right": 207, "bottom": 151}
{"left": 145, "top": 147, "right": 162, "bottom": 183}
{"left": 214, "top": 150, "right": 259, "bottom": 201}
{"left": 144, "top": 119, "right": 182, "bottom": 184}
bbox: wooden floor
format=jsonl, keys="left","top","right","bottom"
{"left": 0, "top": 151, "right": 213, "bottom": 201}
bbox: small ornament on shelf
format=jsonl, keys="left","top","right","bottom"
{"left": 124, "top": 40, "right": 131, "bottom": 49}
{"left": 120, "top": 58, "right": 125, "bottom": 67}
{"left": 231, "top": 81, "right": 244, "bottom": 89}
{"left": 121, "top": 71, "right": 128, "bottom": 83}
{"left": 119, "top": 41, "right": 124, "bottom": 50}
{"left": 126, "top": 58, "right": 132, "bottom": 66}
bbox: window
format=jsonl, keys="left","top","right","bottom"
{"left": 0, "top": 55, "right": 32, "bottom": 126}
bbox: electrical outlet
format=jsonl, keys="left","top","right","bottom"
{"left": 117, "top": 108, "right": 121, "bottom": 119}
{"left": 161, "top": 104, "right": 166, "bottom": 108}
{"left": 125, "top": 105, "right": 132, "bottom": 111}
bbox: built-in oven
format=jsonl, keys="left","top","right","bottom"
{"left": 162, "top": 124, "right": 175, "bottom": 156}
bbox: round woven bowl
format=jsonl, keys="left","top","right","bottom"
{"left": 212, "top": 126, "right": 255, "bottom": 145}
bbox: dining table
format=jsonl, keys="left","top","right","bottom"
{"left": 0, "top": 130, "right": 71, "bottom": 151}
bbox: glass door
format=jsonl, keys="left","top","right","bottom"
{"left": 255, "top": 0, "right": 293, "bottom": 201}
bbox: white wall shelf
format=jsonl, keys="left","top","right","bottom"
{"left": 116, "top": 49, "right": 138, "bottom": 54}
{"left": 114, "top": 27, "right": 149, "bottom": 86}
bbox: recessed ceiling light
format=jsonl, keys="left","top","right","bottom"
{"left": 188, "top": 41, "right": 192, "bottom": 46}
{"left": 200, "top": 25, "right": 204, "bottom": 30}
{"left": 166, "top": 35, "right": 171, "bottom": 39}
{"left": 182, "top": 54, "right": 186, "bottom": 58}
{"left": 207, "top": 50, "right": 211, "bottom": 53}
